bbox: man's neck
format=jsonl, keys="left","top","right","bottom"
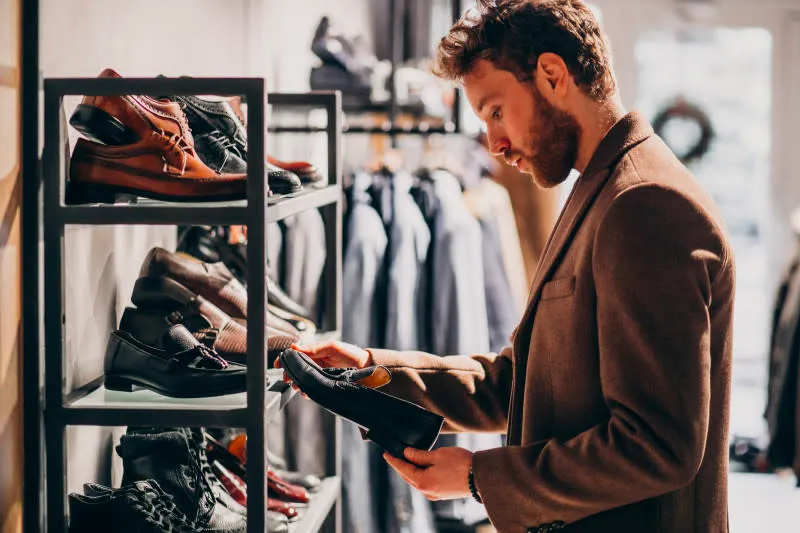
{"left": 574, "top": 95, "right": 627, "bottom": 175}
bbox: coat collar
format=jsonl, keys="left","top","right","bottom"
{"left": 515, "top": 111, "right": 654, "bottom": 344}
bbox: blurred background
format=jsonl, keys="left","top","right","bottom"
{"left": 3, "top": 0, "right": 800, "bottom": 532}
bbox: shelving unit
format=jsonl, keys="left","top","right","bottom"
{"left": 41, "top": 78, "right": 343, "bottom": 533}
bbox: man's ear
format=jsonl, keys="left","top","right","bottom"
{"left": 536, "top": 53, "right": 569, "bottom": 97}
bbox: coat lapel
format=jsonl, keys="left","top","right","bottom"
{"left": 514, "top": 111, "right": 655, "bottom": 347}
{"left": 506, "top": 111, "right": 655, "bottom": 443}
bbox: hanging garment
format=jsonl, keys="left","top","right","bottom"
{"left": 766, "top": 248, "right": 800, "bottom": 471}
{"left": 386, "top": 172, "right": 431, "bottom": 351}
{"left": 428, "top": 169, "right": 490, "bottom": 356}
{"left": 340, "top": 172, "right": 388, "bottom": 533}
{"left": 464, "top": 179, "right": 525, "bottom": 352}
{"left": 343, "top": 172, "right": 389, "bottom": 348}
{"left": 281, "top": 208, "right": 328, "bottom": 478}
{"left": 376, "top": 170, "right": 437, "bottom": 533}
{"left": 464, "top": 178, "right": 528, "bottom": 314}
{"left": 281, "top": 208, "right": 326, "bottom": 321}
{"left": 267, "top": 222, "right": 283, "bottom": 282}
{"left": 426, "top": 170, "right": 497, "bottom": 525}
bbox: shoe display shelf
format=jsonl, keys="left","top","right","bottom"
{"left": 41, "top": 77, "right": 343, "bottom": 533}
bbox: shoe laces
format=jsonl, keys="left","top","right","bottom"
{"left": 208, "top": 130, "right": 245, "bottom": 164}
{"left": 152, "top": 129, "right": 195, "bottom": 175}
{"left": 127, "top": 491, "right": 197, "bottom": 533}
{"left": 187, "top": 430, "right": 229, "bottom": 498}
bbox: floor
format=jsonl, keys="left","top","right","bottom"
{"left": 729, "top": 472, "right": 798, "bottom": 532}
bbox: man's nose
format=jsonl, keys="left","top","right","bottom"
{"left": 486, "top": 129, "right": 510, "bottom": 156}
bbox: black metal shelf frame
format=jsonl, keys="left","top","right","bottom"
{"left": 41, "top": 80, "right": 343, "bottom": 533}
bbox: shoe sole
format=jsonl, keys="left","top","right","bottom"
{"left": 70, "top": 104, "right": 138, "bottom": 146}
{"left": 104, "top": 373, "right": 247, "bottom": 398}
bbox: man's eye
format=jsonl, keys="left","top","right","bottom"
{"left": 491, "top": 109, "right": 502, "bottom": 120}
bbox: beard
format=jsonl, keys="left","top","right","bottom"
{"left": 508, "top": 83, "right": 581, "bottom": 188}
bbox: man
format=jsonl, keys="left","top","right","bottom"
{"left": 282, "top": 1, "right": 735, "bottom": 531}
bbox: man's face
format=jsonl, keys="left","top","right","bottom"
{"left": 464, "top": 59, "right": 580, "bottom": 188}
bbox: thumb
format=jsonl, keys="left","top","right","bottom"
{"left": 404, "top": 447, "right": 433, "bottom": 466}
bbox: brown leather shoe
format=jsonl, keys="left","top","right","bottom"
{"left": 268, "top": 303, "right": 317, "bottom": 334}
{"left": 140, "top": 248, "right": 249, "bottom": 319}
{"left": 267, "top": 309, "right": 301, "bottom": 338}
{"left": 124, "top": 276, "right": 299, "bottom": 364}
{"left": 125, "top": 276, "right": 249, "bottom": 363}
{"left": 67, "top": 131, "right": 246, "bottom": 204}
{"left": 69, "top": 68, "right": 194, "bottom": 146}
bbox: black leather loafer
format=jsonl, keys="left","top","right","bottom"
{"left": 104, "top": 324, "right": 247, "bottom": 397}
{"left": 279, "top": 349, "right": 444, "bottom": 457}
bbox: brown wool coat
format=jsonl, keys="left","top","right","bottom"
{"left": 369, "top": 112, "right": 735, "bottom": 533}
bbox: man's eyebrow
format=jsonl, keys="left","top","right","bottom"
{"left": 477, "top": 93, "right": 500, "bottom": 115}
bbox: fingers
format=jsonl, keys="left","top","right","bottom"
{"left": 383, "top": 453, "right": 424, "bottom": 488}
{"left": 403, "top": 447, "right": 434, "bottom": 466}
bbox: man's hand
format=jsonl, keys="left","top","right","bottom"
{"left": 275, "top": 340, "right": 373, "bottom": 393}
{"left": 384, "top": 447, "right": 474, "bottom": 501}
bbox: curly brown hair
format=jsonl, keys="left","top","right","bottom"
{"left": 433, "top": 0, "right": 616, "bottom": 101}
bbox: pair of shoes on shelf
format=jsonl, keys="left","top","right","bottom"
{"left": 69, "top": 427, "right": 255, "bottom": 533}
{"left": 105, "top": 247, "right": 299, "bottom": 398}
{"left": 68, "top": 480, "right": 202, "bottom": 533}
{"left": 135, "top": 246, "right": 311, "bottom": 341}
{"left": 66, "top": 68, "right": 319, "bottom": 204}
{"left": 206, "top": 432, "right": 318, "bottom": 522}
{"left": 279, "top": 349, "right": 444, "bottom": 458}
{"left": 174, "top": 227, "right": 319, "bottom": 332}
{"left": 67, "top": 68, "right": 247, "bottom": 204}
{"left": 207, "top": 433, "right": 322, "bottom": 495}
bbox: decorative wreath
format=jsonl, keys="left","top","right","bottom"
{"left": 651, "top": 99, "right": 715, "bottom": 165}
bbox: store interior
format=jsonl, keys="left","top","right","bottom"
{"left": 3, "top": 0, "right": 800, "bottom": 532}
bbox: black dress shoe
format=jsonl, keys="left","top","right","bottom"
{"left": 117, "top": 428, "right": 247, "bottom": 532}
{"left": 104, "top": 324, "right": 247, "bottom": 397}
{"left": 68, "top": 480, "right": 199, "bottom": 533}
{"left": 194, "top": 130, "right": 248, "bottom": 175}
{"left": 175, "top": 95, "right": 247, "bottom": 156}
{"left": 279, "top": 349, "right": 444, "bottom": 458}
{"left": 173, "top": 94, "right": 301, "bottom": 195}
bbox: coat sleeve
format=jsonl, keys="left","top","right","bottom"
{"left": 471, "top": 184, "right": 732, "bottom": 532}
{"left": 368, "top": 346, "right": 513, "bottom": 433}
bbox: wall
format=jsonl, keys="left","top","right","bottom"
{"left": 0, "top": 0, "right": 22, "bottom": 530}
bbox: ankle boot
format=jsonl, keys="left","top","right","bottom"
{"left": 117, "top": 427, "right": 246, "bottom": 532}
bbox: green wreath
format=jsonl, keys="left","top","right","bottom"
{"left": 652, "top": 99, "right": 715, "bottom": 165}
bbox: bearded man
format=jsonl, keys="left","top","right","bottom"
{"left": 284, "top": 1, "right": 735, "bottom": 531}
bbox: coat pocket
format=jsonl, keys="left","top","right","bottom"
{"left": 540, "top": 276, "right": 576, "bottom": 301}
